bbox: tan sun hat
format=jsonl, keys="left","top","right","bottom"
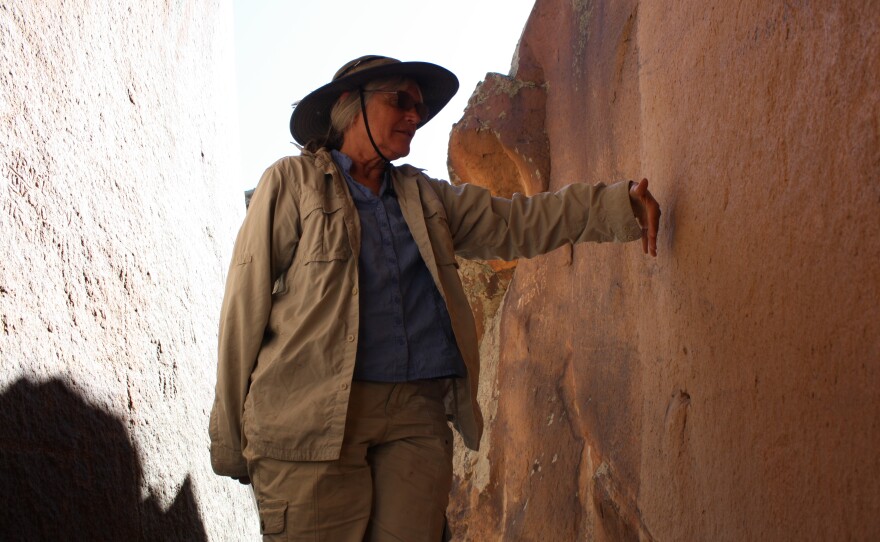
{"left": 289, "top": 55, "right": 459, "bottom": 146}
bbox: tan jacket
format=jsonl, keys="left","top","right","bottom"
{"left": 209, "top": 149, "right": 642, "bottom": 477}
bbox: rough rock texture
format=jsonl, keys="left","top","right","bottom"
{"left": 0, "top": 1, "right": 257, "bottom": 539}
{"left": 447, "top": 0, "right": 880, "bottom": 540}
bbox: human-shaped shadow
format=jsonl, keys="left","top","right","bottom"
{"left": 0, "top": 378, "right": 207, "bottom": 541}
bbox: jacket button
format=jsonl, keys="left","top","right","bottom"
{"left": 341, "top": 383, "right": 349, "bottom": 390}
{"left": 347, "top": 335, "right": 355, "bottom": 342}
{"left": 352, "top": 287, "right": 358, "bottom": 295}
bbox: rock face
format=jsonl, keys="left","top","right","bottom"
{"left": 0, "top": 1, "right": 256, "bottom": 539}
{"left": 447, "top": 0, "right": 880, "bottom": 540}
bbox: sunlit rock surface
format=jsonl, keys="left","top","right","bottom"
{"left": 0, "top": 1, "right": 256, "bottom": 539}
{"left": 448, "top": 0, "right": 880, "bottom": 540}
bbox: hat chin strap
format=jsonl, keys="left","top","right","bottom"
{"left": 359, "top": 89, "right": 391, "bottom": 164}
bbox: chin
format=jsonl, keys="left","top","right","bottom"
{"left": 388, "top": 146, "right": 410, "bottom": 160}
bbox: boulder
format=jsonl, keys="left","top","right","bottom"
{"left": 448, "top": 0, "right": 880, "bottom": 540}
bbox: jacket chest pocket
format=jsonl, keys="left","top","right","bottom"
{"left": 300, "top": 197, "right": 351, "bottom": 263}
{"left": 423, "top": 200, "right": 458, "bottom": 268}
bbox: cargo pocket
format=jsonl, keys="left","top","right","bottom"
{"left": 258, "top": 499, "right": 287, "bottom": 536}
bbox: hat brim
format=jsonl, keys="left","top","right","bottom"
{"left": 290, "top": 61, "right": 459, "bottom": 146}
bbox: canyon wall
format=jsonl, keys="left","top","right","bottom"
{"left": 448, "top": 0, "right": 879, "bottom": 540}
{"left": 0, "top": 1, "right": 257, "bottom": 539}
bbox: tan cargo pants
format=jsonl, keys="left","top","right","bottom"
{"left": 244, "top": 379, "right": 454, "bottom": 541}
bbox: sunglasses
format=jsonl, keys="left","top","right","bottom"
{"left": 369, "top": 90, "right": 429, "bottom": 120}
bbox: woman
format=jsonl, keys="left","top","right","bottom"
{"left": 210, "top": 55, "right": 660, "bottom": 541}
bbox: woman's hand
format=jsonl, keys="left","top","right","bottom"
{"left": 629, "top": 178, "right": 661, "bottom": 257}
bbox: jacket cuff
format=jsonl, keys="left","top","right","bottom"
{"left": 604, "top": 181, "right": 643, "bottom": 242}
{"left": 210, "top": 444, "right": 249, "bottom": 478}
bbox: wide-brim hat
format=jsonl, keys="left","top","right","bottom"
{"left": 290, "top": 55, "right": 459, "bottom": 146}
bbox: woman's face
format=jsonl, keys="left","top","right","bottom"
{"left": 347, "top": 81, "right": 425, "bottom": 161}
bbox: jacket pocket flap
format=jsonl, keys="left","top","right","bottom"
{"left": 422, "top": 198, "right": 449, "bottom": 221}
{"left": 258, "top": 499, "right": 287, "bottom": 535}
{"left": 301, "top": 191, "right": 345, "bottom": 216}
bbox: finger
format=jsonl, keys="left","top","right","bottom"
{"left": 632, "top": 178, "right": 648, "bottom": 200}
{"left": 646, "top": 197, "right": 660, "bottom": 257}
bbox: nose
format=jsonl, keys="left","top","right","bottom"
{"left": 403, "top": 106, "right": 422, "bottom": 124}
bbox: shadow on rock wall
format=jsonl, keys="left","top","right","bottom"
{"left": 0, "top": 378, "right": 207, "bottom": 541}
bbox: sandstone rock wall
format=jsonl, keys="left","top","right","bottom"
{"left": 448, "top": 0, "right": 879, "bottom": 540}
{"left": 0, "top": 1, "right": 257, "bottom": 539}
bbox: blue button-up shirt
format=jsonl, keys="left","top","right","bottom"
{"left": 332, "top": 150, "right": 466, "bottom": 382}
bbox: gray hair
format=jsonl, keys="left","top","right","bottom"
{"left": 303, "top": 76, "right": 412, "bottom": 152}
